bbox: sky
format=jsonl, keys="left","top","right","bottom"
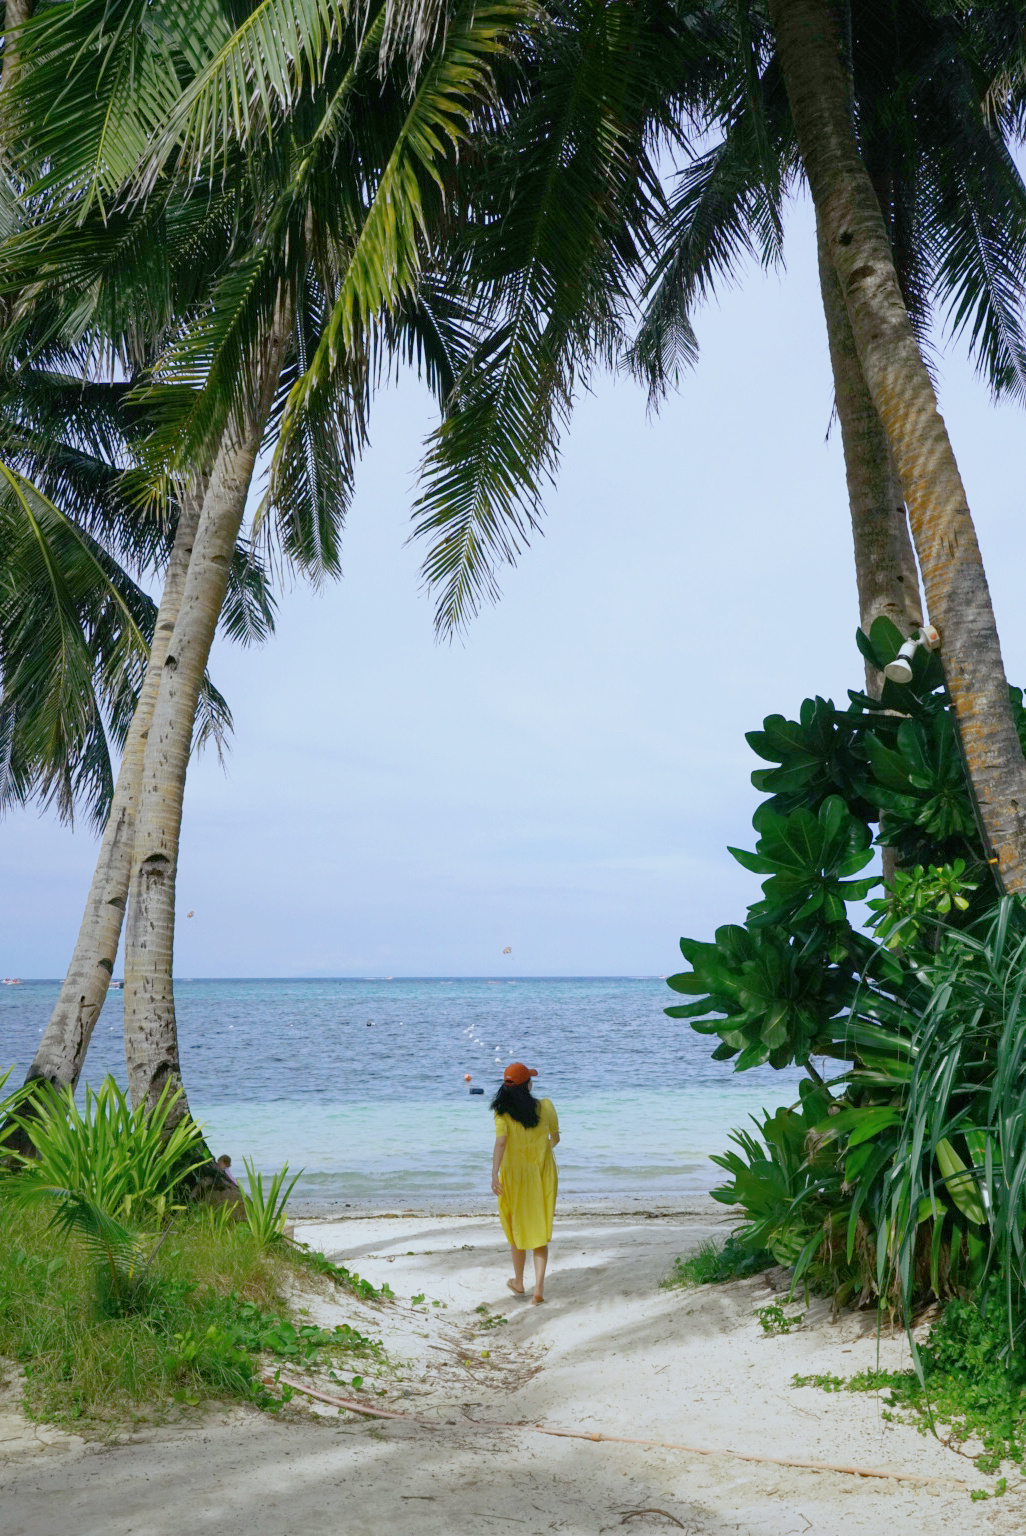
{"left": 4, "top": 191, "right": 1026, "bottom": 978}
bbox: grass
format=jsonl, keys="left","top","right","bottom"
{"left": 0, "top": 1200, "right": 385, "bottom": 1428}
{"left": 664, "top": 1234, "right": 774, "bottom": 1289}
{"left": 793, "top": 1293, "right": 1026, "bottom": 1475}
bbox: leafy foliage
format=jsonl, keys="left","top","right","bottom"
{"left": 238, "top": 1158, "right": 302, "bottom": 1247}
{"left": 4, "top": 1077, "right": 207, "bottom": 1226}
{"left": 669, "top": 622, "right": 1026, "bottom": 1347}
{"left": 226, "top": 1300, "right": 379, "bottom": 1365}
{"left": 667, "top": 617, "right": 1004, "bottom": 1075}
{"left": 663, "top": 1234, "right": 773, "bottom": 1288}
{"left": 633, "top": 0, "right": 1026, "bottom": 410}
{"left": 867, "top": 860, "right": 977, "bottom": 950}
{"left": 796, "top": 1287, "right": 1026, "bottom": 1474}
{"left": 0, "top": 1198, "right": 382, "bottom": 1425}
{"left": 0, "top": 1065, "right": 38, "bottom": 1153}
{"left": 0, "top": 467, "right": 151, "bottom": 828}
{"left": 411, "top": 0, "right": 696, "bottom": 634}
{"left": 669, "top": 922, "right": 858, "bottom": 1070}
{"left": 289, "top": 1241, "right": 392, "bottom": 1301}
{"left": 733, "top": 794, "right": 877, "bottom": 933}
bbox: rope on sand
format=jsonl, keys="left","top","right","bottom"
{"left": 264, "top": 1374, "right": 967, "bottom": 1489}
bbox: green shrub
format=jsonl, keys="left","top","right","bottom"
{"left": 795, "top": 1288, "right": 1026, "bottom": 1473}
{"left": 5, "top": 1076, "right": 206, "bottom": 1224}
{"left": 0, "top": 1199, "right": 382, "bottom": 1426}
{"left": 0, "top": 1065, "right": 36, "bottom": 1153}
{"left": 288, "top": 1241, "right": 392, "bottom": 1301}
{"left": 666, "top": 618, "right": 1026, "bottom": 1341}
{"left": 664, "top": 1234, "right": 773, "bottom": 1288}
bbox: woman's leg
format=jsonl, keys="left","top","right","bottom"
{"left": 531, "top": 1244, "right": 548, "bottom": 1302}
{"left": 508, "top": 1244, "right": 526, "bottom": 1293}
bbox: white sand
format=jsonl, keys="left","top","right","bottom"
{"left": 2, "top": 1203, "right": 1024, "bottom": 1534}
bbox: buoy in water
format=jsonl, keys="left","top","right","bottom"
{"left": 469, "top": 1086, "right": 484, "bottom": 1095}
{"left": 464, "top": 1073, "right": 472, "bottom": 1082}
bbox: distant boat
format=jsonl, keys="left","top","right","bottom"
{"left": 110, "top": 980, "right": 124, "bottom": 990}
{"left": 2, "top": 977, "right": 22, "bottom": 985}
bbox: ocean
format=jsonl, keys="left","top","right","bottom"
{"left": 1, "top": 978, "right": 805, "bottom": 1208}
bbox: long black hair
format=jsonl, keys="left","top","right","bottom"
{"left": 490, "top": 1080, "right": 541, "bottom": 1129}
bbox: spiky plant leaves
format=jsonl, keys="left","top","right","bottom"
{"left": 2, "top": 1077, "right": 208, "bottom": 1309}
{"left": 238, "top": 1157, "right": 303, "bottom": 1247}
{"left": 879, "top": 906, "right": 1026, "bottom": 1339}
{"left": 0, "top": 1065, "right": 37, "bottom": 1154}
{"left": 5, "top": 1077, "right": 207, "bottom": 1225}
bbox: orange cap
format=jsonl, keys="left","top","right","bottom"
{"left": 503, "top": 1062, "right": 538, "bottom": 1086}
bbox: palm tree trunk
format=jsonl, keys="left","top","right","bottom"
{"left": 2, "top": 1, "right": 34, "bottom": 90}
{"left": 22, "top": 489, "right": 204, "bottom": 1093}
{"left": 769, "top": 0, "right": 1026, "bottom": 891}
{"left": 816, "top": 213, "right": 923, "bottom": 694}
{"left": 124, "top": 331, "right": 286, "bottom": 1115}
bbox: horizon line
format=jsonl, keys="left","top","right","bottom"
{"left": 5, "top": 973, "right": 666, "bottom": 984}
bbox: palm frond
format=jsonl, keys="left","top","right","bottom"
{"left": 221, "top": 538, "right": 277, "bottom": 644}
{"left": 0, "top": 464, "right": 153, "bottom": 827}
{"left": 3, "top": 0, "right": 189, "bottom": 218}
{"left": 412, "top": 0, "right": 675, "bottom": 635}
{"left": 142, "top": 0, "right": 350, "bottom": 184}
{"left": 632, "top": 40, "right": 792, "bottom": 403}
{"left": 916, "top": 59, "right": 1026, "bottom": 402}
{"left": 278, "top": 0, "right": 518, "bottom": 444}
{"left": 193, "top": 672, "right": 233, "bottom": 765}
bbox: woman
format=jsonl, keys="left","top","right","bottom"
{"left": 490, "top": 1062, "right": 559, "bottom": 1304}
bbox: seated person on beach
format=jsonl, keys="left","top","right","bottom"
{"left": 217, "top": 1154, "right": 239, "bottom": 1189}
{"left": 491, "top": 1063, "right": 559, "bottom": 1305}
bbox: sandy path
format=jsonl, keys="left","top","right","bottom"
{"left": 2, "top": 1205, "right": 1023, "bottom": 1535}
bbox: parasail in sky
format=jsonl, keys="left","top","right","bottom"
{"left": 503, "top": 946, "right": 512, "bottom": 955}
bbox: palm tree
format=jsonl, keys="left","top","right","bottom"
{"left": 4, "top": 0, "right": 774, "bottom": 1114}
{"left": 0, "top": 361, "right": 275, "bottom": 1096}
{"left": 633, "top": 0, "right": 1026, "bottom": 695}
{"left": 5, "top": 0, "right": 528, "bottom": 1115}
{"left": 122, "top": 0, "right": 537, "bottom": 1116}
{"left": 0, "top": 4, "right": 283, "bottom": 1097}
{"left": 763, "top": 0, "right": 1026, "bottom": 890}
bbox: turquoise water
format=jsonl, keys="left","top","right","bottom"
{"left": 2, "top": 978, "right": 805, "bottom": 1205}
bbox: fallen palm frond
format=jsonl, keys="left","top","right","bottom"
{"left": 265, "top": 1372, "right": 968, "bottom": 1486}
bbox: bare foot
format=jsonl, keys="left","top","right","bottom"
{"left": 506, "top": 1278, "right": 525, "bottom": 1296}
{"left": 531, "top": 1294, "right": 545, "bottom": 1305}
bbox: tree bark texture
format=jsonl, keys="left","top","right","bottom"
{"left": 2, "top": 0, "right": 34, "bottom": 91}
{"left": 769, "top": 0, "right": 1026, "bottom": 891}
{"left": 816, "top": 213, "right": 923, "bottom": 694}
{"left": 23, "top": 490, "right": 203, "bottom": 1092}
{"left": 124, "top": 333, "right": 285, "bottom": 1115}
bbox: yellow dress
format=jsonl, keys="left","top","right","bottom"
{"left": 495, "top": 1098, "right": 559, "bottom": 1250}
